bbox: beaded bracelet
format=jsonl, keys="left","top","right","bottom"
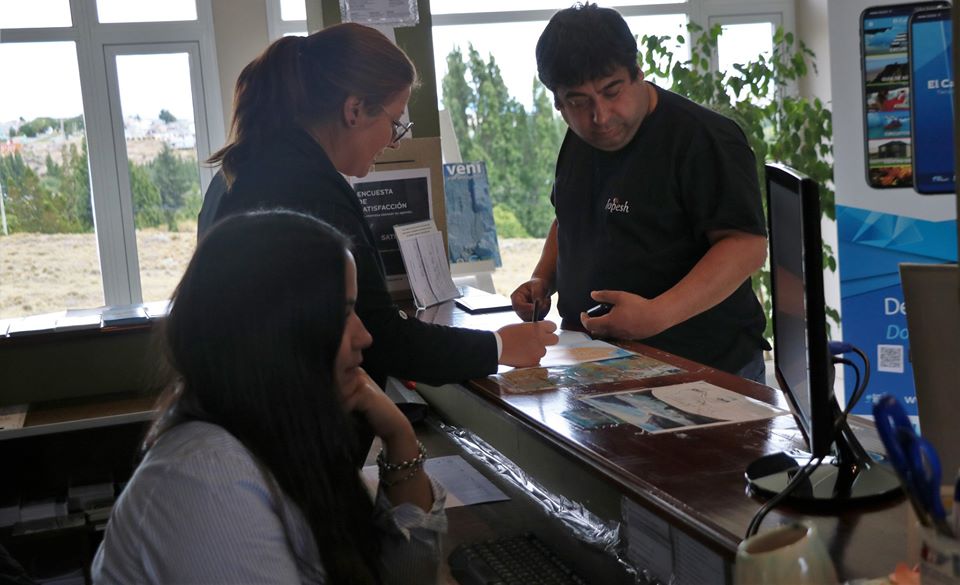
{"left": 376, "top": 440, "right": 427, "bottom": 474}
{"left": 379, "top": 466, "right": 423, "bottom": 488}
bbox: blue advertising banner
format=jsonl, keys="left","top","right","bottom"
{"left": 837, "top": 206, "right": 957, "bottom": 415}
{"left": 442, "top": 161, "right": 502, "bottom": 267}
{"left": 829, "top": 1, "right": 957, "bottom": 417}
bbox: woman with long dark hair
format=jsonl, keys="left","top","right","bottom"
{"left": 198, "top": 23, "right": 557, "bottom": 388}
{"left": 92, "top": 211, "right": 445, "bottom": 584}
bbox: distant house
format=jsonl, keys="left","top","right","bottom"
{"left": 878, "top": 140, "right": 908, "bottom": 159}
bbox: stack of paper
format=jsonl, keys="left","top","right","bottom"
{"left": 101, "top": 304, "right": 149, "bottom": 327}
{"left": 6, "top": 311, "right": 65, "bottom": 337}
{"left": 393, "top": 220, "right": 460, "bottom": 308}
{"left": 67, "top": 482, "right": 115, "bottom": 512}
{"left": 55, "top": 308, "right": 103, "bottom": 332}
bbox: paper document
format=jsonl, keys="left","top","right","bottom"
{"left": 495, "top": 354, "right": 685, "bottom": 394}
{"left": 0, "top": 404, "right": 28, "bottom": 431}
{"left": 362, "top": 455, "right": 509, "bottom": 508}
{"left": 518, "top": 330, "right": 634, "bottom": 369}
{"left": 56, "top": 308, "right": 103, "bottom": 332}
{"left": 101, "top": 304, "right": 149, "bottom": 327}
{"left": 579, "top": 381, "right": 786, "bottom": 434}
{"left": 7, "top": 311, "right": 64, "bottom": 337}
{"left": 394, "top": 220, "right": 459, "bottom": 308}
{"left": 622, "top": 497, "right": 674, "bottom": 583}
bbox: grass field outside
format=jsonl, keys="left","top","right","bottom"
{"left": 0, "top": 227, "right": 545, "bottom": 319}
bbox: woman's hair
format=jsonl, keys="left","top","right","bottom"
{"left": 209, "top": 22, "right": 418, "bottom": 183}
{"left": 151, "top": 209, "right": 381, "bottom": 584}
{"left": 536, "top": 3, "right": 639, "bottom": 92}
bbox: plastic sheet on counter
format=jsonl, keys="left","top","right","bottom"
{"left": 431, "top": 417, "right": 658, "bottom": 583}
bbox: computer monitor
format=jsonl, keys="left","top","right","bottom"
{"left": 766, "top": 164, "right": 834, "bottom": 456}
{"left": 745, "top": 163, "right": 900, "bottom": 507}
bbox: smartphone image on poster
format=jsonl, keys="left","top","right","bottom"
{"left": 910, "top": 8, "right": 955, "bottom": 194}
{"left": 860, "top": 2, "right": 948, "bottom": 189}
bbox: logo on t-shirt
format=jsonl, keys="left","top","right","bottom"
{"left": 604, "top": 197, "right": 630, "bottom": 214}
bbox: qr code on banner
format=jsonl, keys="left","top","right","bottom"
{"left": 877, "top": 344, "right": 904, "bottom": 373}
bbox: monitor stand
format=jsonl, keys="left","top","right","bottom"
{"left": 745, "top": 406, "right": 902, "bottom": 509}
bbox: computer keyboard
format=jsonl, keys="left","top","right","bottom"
{"left": 448, "top": 532, "right": 590, "bottom": 585}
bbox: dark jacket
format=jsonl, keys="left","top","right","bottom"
{"left": 199, "top": 128, "right": 498, "bottom": 387}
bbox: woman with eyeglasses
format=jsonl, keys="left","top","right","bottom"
{"left": 199, "top": 22, "right": 557, "bottom": 395}
{"left": 93, "top": 211, "right": 446, "bottom": 584}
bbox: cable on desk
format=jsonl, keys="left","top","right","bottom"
{"left": 745, "top": 345, "right": 871, "bottom": 539}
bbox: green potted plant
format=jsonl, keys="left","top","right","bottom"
{"left": 640, "top": 23, "right": 837, "bottom": 340}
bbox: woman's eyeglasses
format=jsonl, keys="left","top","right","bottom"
{"left": 382, "top": 107, "right": 414, "bottom": 144}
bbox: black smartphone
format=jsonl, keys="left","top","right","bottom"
{"left": 909, "top": 7, "right": 955, "bottom": 194}
{"left": 586, "top": 303, "right": 613, "bottom": 318}
{"left": 860, "top": 1, "right": 948, "bottom": 189}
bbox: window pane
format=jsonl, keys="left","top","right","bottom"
{"left": 0, "top": 42, "right": 102, "bottom": 318}
{"left": 114, "top": 52, "right": 200, "bottom": 303}
{"left": 0, "top": 0, "right": 72, "bottom": 28}
{"left": 433, "top": 14, "right": 687, "bottom": 110}
{"left": 280, "top": 0, "right": 306, "bottom": 22}
{"left": 626, "top": 13, "right": 689, "bottom": 87}
{"left": 431, "top": 0, "right": 683, "bottom": 15}
{"left": 434, "top": 21, "right": 550, "bottom": 111}
{"left": 718, "top": 22, "right": 775, "bottom": 102}
{"left": 96, "top": 0, "right": 197, "bottom": 23}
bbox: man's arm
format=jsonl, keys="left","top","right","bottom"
{"left": 511, "top": 219, "right": 559, "bottom": 321}
{"left": 581, "top": 229, "right": 767, "bottom": 339}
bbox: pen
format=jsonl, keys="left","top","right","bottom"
{"left": 531, "top": 300, "right": 540, "bottom": 323}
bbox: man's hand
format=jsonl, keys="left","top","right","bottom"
{"left": 498, "top": 321, "right": 559, "bottom": 367}
{"left": 511, "top": 278, "right": 553, "bottom": 321}
{"left": 579, "top": 290, "right": 668, "bottom": 340}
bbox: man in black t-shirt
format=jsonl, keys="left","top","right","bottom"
{"left": 511, "top": 3, "right": 769, "bottom": 380}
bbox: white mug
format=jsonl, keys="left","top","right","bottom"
{"left": 734, "top": 523, "right": 838, "bottom": 585}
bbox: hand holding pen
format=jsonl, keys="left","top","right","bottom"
{"left": 497, "top": 301, "right": 558, "bottom": 367}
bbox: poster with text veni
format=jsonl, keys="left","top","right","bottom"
{"left": 828, "top": 1, "right": 957, "bottom": 418}
{"left": 352, "top": 168, "right": 433, "bottom": 284}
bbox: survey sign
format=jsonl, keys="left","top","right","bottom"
{"left": 352, "top": 168, "right": 433, "bottom": 280}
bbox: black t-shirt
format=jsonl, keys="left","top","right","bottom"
{"left": 552, "top": 84, "right": 768, "bottom": 374}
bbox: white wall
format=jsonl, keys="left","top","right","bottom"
{"left": 796, "top": 0, "right": 843, "bottom": 347}
{"left": 211, "top": 0, "right": 271, "bottom": 135}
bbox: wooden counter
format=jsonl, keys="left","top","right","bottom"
{"left": 416, "top": 301, "right": 908, "bottom": 582}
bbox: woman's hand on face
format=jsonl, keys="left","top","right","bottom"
{"left": 340, "top": 368, "right": 414, "bottom": 442}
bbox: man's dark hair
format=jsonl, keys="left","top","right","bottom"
{"left": 536, "top": 3, "right": 640, "bottom": 91}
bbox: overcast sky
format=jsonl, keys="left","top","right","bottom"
{"left": 1, "top": 1, "right": 766, "bottom": 122}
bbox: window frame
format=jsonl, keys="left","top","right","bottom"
{"left": 431, "top": 0, "right": 796, "bottom": 78}
{"left": 265, "top": 0, "right": 307, "bottom": 40}
{"left": 0, "top": 0, "right": 225, "bottom": 307}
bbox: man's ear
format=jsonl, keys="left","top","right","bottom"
{"left": 636, "top": 69, "right": 645, "bottom": 83}
{"left": 342, "top": 95, "right": 364, "bottom": 127}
